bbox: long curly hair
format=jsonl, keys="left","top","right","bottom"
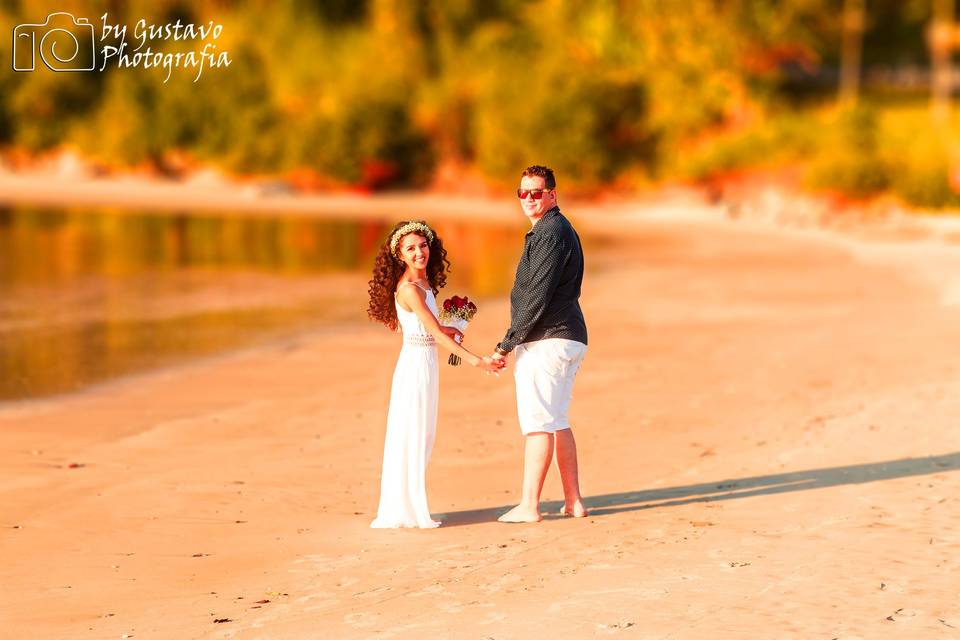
{"left": 367, "top": 220, "right": 450, "bottom": 331}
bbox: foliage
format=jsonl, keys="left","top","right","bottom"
{"left": 806, "top": 105, "right": 890, "bottom": 197}
{"left": 2, "top": 0, "right": 960, "bottom": 205}
{"left": 675, "top": 110, "right": 818, "bottom": 180}
{"left": 878, "top": 106, "right": 960, "bottom": 208}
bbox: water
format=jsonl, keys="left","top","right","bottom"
{"left": 0, "top": 206, "right": 552, "bottom": 402}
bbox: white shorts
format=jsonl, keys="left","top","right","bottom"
{"left": 514, "top": 338, "right": 587, "bottom": 435}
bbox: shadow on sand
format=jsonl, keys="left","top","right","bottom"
{"left": 435, "top": 452, "right": 960, "bottom": 528}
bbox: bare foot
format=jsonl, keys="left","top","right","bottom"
{"left": 498, "top": 505, "right": 542, "bottom": 523}
{"left": 559, "top": 501, "right": 589, "bottom": 518}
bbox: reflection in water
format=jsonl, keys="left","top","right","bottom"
{"left": 0, "top": 206, "right": 578, "bottom": 402}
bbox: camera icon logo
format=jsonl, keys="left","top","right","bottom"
{"left": 13, "top": 12, "right": 96, "bottom": 72}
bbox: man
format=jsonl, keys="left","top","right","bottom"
{"left": 492, "top": 165, "right": 589, "bottom": 523}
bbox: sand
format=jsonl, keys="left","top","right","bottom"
{"left": 2, "top": 191, "right": 960, "bottom": 638}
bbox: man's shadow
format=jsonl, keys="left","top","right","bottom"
{"left": 436, "top": 452, "right": 960, "bottom": 527}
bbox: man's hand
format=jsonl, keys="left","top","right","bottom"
{"left": 477, "top": 357, "right": 504, "bottom": 374}
{"left": 491, "top": 351, "right": 509, "bottom": 371}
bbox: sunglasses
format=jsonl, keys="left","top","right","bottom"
{"left": 517, "top": 188, "right": 553, "bottom": 199}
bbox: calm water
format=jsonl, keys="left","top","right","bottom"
{"left": 0, "top": 206, "right": 601, "bottom": 402}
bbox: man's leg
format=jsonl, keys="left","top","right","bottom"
{"left": 498, "top": 432, "right": 554, "bottom": 523}
{"left": 555, "top": 428, "right": 587, "bottom": 517}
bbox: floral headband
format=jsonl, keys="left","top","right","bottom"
{"left": 389, "top": 222, "right": 435, "bottom": 255}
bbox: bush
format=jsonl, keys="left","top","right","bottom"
{"left": 807, "top": 154, "right": 890, "bottom": 197}
{"left": 806, "top": 104, "right": 890, "bottom": 197}
{"left": 889, "top": 156, "right": 960, "bottom": 208}
{"left": 297, "top": 95, "right": 434, "bottom": 188}
{"left": 675, "top": 111, "right": 818, "bottom": 180}
{"left": 472, "top": 55, "right": 655, "bottom": 186}
{"left": 871, "top": 104, "right": 960, "bottom": 208}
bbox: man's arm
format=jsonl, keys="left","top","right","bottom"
{"left": 496, "top": 234, "right": 568, "bottom": 354}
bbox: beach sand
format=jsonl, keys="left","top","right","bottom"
{"left": 2, "top": 206, "right": 960, "bottom": 639}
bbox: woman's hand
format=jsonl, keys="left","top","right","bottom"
{"left": 439, "top": 326, "right": 464, "bottom": 343}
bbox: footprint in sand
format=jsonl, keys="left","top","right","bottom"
{"left": 303, "top": 599, "right": 342, "bottom": 613}
{"left": 290, "top": 553, "right": 362, "bottom": 574}
{"left": 478, "top": 611, "right": 508, "bottom": 625}
{"left": 344, "top": 611, "right": 379, "bottom": 628}
{"left": 407, "top": 582, "right": 450, "bottom": 598}
{"left": 549, "top": 587, "right": 666, "bottom": 613}
{"left": 436, "top": 600, "right": 466, "bottom": 614}
{"left": 294, "top": 590, "right": 338, "bottom": 605}
{"left": 478, "top": 573, "right": 521, "bottom": 594}
{"left": 884, "top": 608, "right": 918, "bottom": 622}
{"left": 597, "top": 620, "right": 636, "bottom": 633}
{"left": 335, "top": 576, "right": 361, "bottom": 589}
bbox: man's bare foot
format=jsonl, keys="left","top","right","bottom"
{"left": 498, "top": 505, "right": 542, "bottom": 523}
{"left": 559, "top": 500, "right": 589, "bottom": 518}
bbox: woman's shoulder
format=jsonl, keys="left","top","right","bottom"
{"left": 396, "top": 280, "right": 430, "bottom": 293}
{"left": 396, "top": 280, "right": 430, "bottom": 305}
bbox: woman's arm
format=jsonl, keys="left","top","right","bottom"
{"left": 438, "top": 326, "right": 464, "bottom": 342}
{"left": 398, "top": 286, "right": 499, "bottom": 372}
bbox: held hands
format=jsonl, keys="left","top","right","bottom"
{"left": 476, "top": 351, "right": 508, "bottom": 377}
{"left": 474, "top": 356, "right": 504, "bottom": 375}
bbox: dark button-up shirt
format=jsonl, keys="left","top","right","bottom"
{"left": 497, "top": 206, "right": 588, "bottom": 353}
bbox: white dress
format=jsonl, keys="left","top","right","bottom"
{"left": 371, "top": 281, "right": 442, "bottom": 529}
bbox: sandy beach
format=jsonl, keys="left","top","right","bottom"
{"left": 2, "top": 189, "right": 960, "bottom": 638}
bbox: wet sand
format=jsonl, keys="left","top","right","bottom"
{"left": 2, "top": 205, "right": 960, "bottom": 638}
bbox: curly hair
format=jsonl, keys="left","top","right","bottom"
{"left": 367, "top": 220, "right": 451, "bottom": 331}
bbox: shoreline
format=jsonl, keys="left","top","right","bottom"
{"left": 0, "top": 169, "right": 518, "bottom": 222}
{"left": 6, "top": 165, "right": 960, "bottom": 236}
{"left": 6, "top": 169, "right": 960, "bottom": 412}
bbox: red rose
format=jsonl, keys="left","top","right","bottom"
{"left": 443, "top": 299, "right": 453, "bottom": 311}
{"left": 452, "top": 296, "right": 462, "bottom": 307}
{"left": 468, "top": 302, "right": 477, "bottom": 311}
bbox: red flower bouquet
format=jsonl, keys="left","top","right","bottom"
{"left": 439, "top": 295, "right": 478, "bottom": 366}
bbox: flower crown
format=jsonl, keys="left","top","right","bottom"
{"left": 389, "top": 222, "right": 435, "bottom": 255}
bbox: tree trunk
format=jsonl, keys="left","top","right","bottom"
{"left": 930, "top": 0, "right": 955, "bottom": 121}
{"left": 839, "top": 0, "right": 866, "bottom": 107}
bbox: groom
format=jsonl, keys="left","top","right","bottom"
{"left": 492, "top": 165, "right": 589, "bottom": 523}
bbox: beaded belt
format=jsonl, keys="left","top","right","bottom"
{"left": 403, "top": 334, "right": 436, "bottom": 347}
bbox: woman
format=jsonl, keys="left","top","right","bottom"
{"left": 366, "top": 220, "right": 501, "bottom": 528}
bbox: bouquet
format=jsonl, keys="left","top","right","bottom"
{"left": 439, "top": 295, "right": 478, "bottom": 366}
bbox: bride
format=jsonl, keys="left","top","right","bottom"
{"left": 366, "top": 220, "right": 502, "bottom": 528}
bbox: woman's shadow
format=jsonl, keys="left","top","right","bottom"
{"left": 436, "top": 452, "right": 960, "bottom": 527}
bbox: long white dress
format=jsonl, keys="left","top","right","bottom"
{"left": 370, "top": 281, "right": 442, "bottom": 529}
